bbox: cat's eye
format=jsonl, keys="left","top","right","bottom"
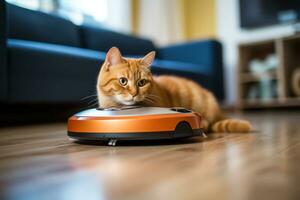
{"left": 137, "top": 79, "right": 147, "bottom": 87}
{"left": 119, "top": 77, "right": 128, "bottom": 86}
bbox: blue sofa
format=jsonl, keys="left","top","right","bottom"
{"left": 0, "top": 2, "right": 224, "bottom": 104}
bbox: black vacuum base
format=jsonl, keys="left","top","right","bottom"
{"left": 68, "top": 128, "right": 204, "bottom": 142}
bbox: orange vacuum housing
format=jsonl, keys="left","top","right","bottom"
{"left": 68, "top": 106, "right": 204, "bottom": 144}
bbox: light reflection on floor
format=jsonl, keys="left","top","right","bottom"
{"left": 6, "top": 170, "right": 105, "bottom": 200}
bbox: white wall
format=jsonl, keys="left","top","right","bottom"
{"left": 216, "top": 0, "right": 295, "bottom": 104}
{"left": 106, "top": 0, "right": 132, "bottom": 33}
{"left": 137, "top": 0, "right": 184, "bottom": 46}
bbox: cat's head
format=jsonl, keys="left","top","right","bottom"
{"left": 97, "top": 47, "right": 155, "bottom": 107}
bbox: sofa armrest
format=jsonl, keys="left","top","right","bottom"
{"left": 0, "top": 1, "right": 7, "bottom": 102}
{"left": 157, "top": 40, "right": 224, "bottom": 101}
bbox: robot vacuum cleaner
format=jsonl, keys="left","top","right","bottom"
{"left": 67, "top": 106, "right": 205, "bottom": 146}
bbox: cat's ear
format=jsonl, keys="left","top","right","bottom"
{"left": 140, "top": 51, "right": 155, "bottom": 67}
{"left": 104, "top": 47, "right": 123, "bottom": 70}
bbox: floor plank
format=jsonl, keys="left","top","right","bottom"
{"left": 0, "top": 111, "right": 300, "bottom": 200}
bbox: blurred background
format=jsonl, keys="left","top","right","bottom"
{"left": 1, "top": 0, "right": 300, "bottom": 123}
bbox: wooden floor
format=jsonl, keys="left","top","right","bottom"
{"left": 0, "top": 111, "right": 300, "bottom": 200}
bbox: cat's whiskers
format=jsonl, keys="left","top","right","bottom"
{"left": 147, "top": 94, "right": 161, "bottom": 100}
{"left": 86, "top": 101, "right": 99, "bottom": 108}
{"left": 143, "top": 97, "right": 156, "bottom": 104}
{"left": 145, "top": 95, "right": 160, "bottom": 102}
{"left": 85, "top": 97, "right": 99, "bottom": 106}
{"left": 147, "top": 94, "right": 159, "bottom": 98}
{"left": 81, "top": 94, "right": 98, "bottom": 102}
{"left": 142, "top": 99, "right": 153, "bottom": 105}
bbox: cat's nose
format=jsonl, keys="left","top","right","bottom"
{"left": 129, "top": 90, "right": 138, "bottom": 97}
{"left": 129, "top": 95, "right": 137, "bottom": 101}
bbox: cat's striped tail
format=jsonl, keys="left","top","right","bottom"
{"left": 211, "top": 119, "right": 252, "bottom": 133}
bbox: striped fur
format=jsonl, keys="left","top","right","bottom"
{"left": 97, "top": 47, "right": 252, "bottom": 133}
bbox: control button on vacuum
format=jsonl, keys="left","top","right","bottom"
{"left": 177, "top": 108, "right": 191, "bottom": 113}
{"left": 170, "top": 107, "right": 191, "bottom": 113}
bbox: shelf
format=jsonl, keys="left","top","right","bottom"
{"left": 240, "top": 71, "right": 278, "bottom": 83}
{"left": 237, "top": 35, "right": 300, "bottom": 109}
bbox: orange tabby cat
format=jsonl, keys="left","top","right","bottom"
{"left": 97, "top": 47, "right": 252, "bottom": 133}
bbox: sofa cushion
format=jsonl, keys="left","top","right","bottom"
{"left": 151, "top": 60, "right": 210, "bottom": 89}
{"left": 7, "top": 39, "right": 104, "bottom": 103}
{"left": 152, "top": 59, "right": 210, "bottom": 75}
{"left": 7, "top": 3, "right": 80, "bottom": 47}
{"left": 80, "top": 25, "right": 156, "bottom": 55}
{"left": 157, "top": 40, "right": 222, "bottom": 73}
